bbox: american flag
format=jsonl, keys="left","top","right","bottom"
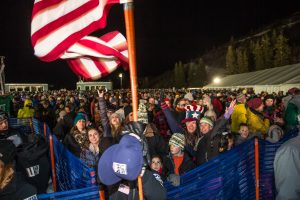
{"left": 31, "top": 0, "right": 129, "bottom": 80}
{"left": 65, "top": 31, "right": 128, "bottom": 80}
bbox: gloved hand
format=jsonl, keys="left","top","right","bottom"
{"left": 167, "top": 174, "right": 180, "bottom": 187}
{"left": 126, "top": 122, "right": 151, "bottom": 167}
{"left": 125, "top": 121, "right": 146, "bottom": 137}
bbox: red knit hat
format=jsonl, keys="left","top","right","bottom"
{"left": 247, "top": 98, "right": 263, "bottom": 109}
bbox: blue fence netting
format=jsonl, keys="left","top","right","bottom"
{"left": 258, "top": 130, "right": 298, "bottom": 200}
{"left": 38, "top": 186, "right": 100, "bottom": 200}
{"left": 11, "top": 118, "right": 299, "bottom": 200}
{"left": 11, "top": 118, "right": 97, "bottom": 193}
{"left": 9, "top": 118, "right": 33, "bottom": 135}
{"left": 52, "top": 134, "right": 97, "bottom": 191}
{"left": 165, "top": 137, "right": 256, "bottom": 200}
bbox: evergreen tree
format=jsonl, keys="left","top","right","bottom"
{"left": 271, "top": 29, "right": 278, "bottom": 47}
{"left": 236, "top": 48, "right": 249, "bottom": 73}
{"left": 274, "top": 31, "right": 291, "bottom": 67}
{"left": 174, "top": 61, "right": 185, "bottom": 88}
{"left": 187, "top": 62, "right": 198, "bottom": 87}
{"left": 248, "top": 40, "right": 256, "bottom": 71}
{"left": 196, "top": 58, "right": 208, "bottom": 86}
{"left": 253, "top": 41, "right": 264, "bottom": 70}
{"left": 226, "top": 45, "right": 236, "bottom": 74}
{"left": 236, "top": 47, "right": 243, "bottom": 73}
{"left": 242, "top": 50, "right": 249, "bottom": 73}
{"left": 261, "top": 34, "right": 273, "bottom": 68}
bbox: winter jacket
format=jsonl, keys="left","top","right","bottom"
{"left": 53, "top": 119, "right": 68, "bottom": 141}
{"left": 16, "top": 135, "right": 51, "bottom": 194}
{"left": 98, "top": 96, "right": 125, "bottom": 148}
{"left": 0, "top": 172, "right": 37, "bottom": 200}
{"left": 108, "top": 170, "right": 167, "bottom": 200}
{"left": 0, "top": 128, "right": 25, "bottom": 147}
{"left": 144, "top": 123, "right": 168, "bottom": 158}
{"left": 63, "top": 127, "right": 88, "bottom": 157}
{"left": 161, "top": 102, "right": 200, "bottom": 157}
{"left": 80, "top": 144, "right": 101, "bottom": 168}
{"left": 284, "top": 95, "right": 300, "bottom": 131}
{"left": 274, "top": 135, "right": 300, "bottom": 200}
{"left": 153, "top": 110, "right": 171, "bottom": 141}
{"left": 17, "top": 99, "right": 35, "bottom": 119}
{"left": 163, "top": 152, "right": 196, "bottom": 176}
{"left": 195, "top": 116, "right": 228, "bottom": 166}
{"left": 247, "top": 108, "right": 270, "bottom": 136}
{"left": 230, "top": 103, "right": 247, "bottom": 133}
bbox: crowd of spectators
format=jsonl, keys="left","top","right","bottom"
{"left": 1, "top": 87, "right": 300, "bottom": 199}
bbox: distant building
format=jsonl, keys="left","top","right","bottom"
{"left": 5, "top": 83, "right": 48, "bottom": 92}
{"left": 76, "top": 81, "right": 112, "bottom": 91}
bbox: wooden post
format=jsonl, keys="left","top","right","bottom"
{"left": 124, "top": 2, "right": 138, "bottom": 121}
{"left": 49, "top": 135, "right": 57, "bottom": 192}
{"left": 43, "top": 122, "right": 47, "bottom": 138}
{"left": 254, "top": 137, "right": 260, "bottom": 200}
{"left": 123, "top": 2, "right": 143, "bottom": 199}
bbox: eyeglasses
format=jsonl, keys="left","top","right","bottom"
{"left": 178, "top": 104, "right": 186, "bottom": 107}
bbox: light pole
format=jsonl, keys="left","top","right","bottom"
{"left": 119, "top": 73, "right": 123, "bottom": 89}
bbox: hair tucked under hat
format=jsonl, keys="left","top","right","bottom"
{"left": 199, "top": 116, "right": 214, "bottom": 127}
{"left": 247, "top": 98, "right": 263, "bottom": 110}
{"left": 236, "top": 93, "right": 245, "bottom": 100}
{"left": 73, "top": 112, "right": 86, "bottom": 125}
{"left": 169, "top": 133, "right": 186, "bottom": 149}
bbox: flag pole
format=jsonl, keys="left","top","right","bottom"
{"left": 124, "top": 2, "right": 138, "bottom": 121}
{"left": 123, "top": 2, "right": 143, "bottom": 200}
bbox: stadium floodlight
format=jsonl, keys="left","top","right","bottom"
{"left": 213, "top": 77, "right": 221, "bottom": 84}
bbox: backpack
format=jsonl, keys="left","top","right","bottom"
{"left": 16, "top": 134, "right": 51, "bottom": 194}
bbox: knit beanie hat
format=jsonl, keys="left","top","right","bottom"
{"left": 236, "top": 93, "right": 245, "bottom": 100}
{"left": 169, "top": 133, "right": 185, "bottom": 149}
{"left": 73, "top": 112, "right": 86, "bottom": 125}
{"left": 199, "top": 117, "right": 214, "bottom": 127}
{"left": 0, "top": 140, "right": 16, "bottom": 165}
{"left": 184, "top": 92, "right": 194, "bottom": 101}
{"left": 109, "top": 112, "right": 122, "bottom": 122}
{"left": 247, "top": 98, "right": 263, "bottom": 110}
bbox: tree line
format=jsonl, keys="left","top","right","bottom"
{"left": 226, "top": 30, "right": 292, "bottom": 74}
{"left": 140, "top": 29, "right": 293, "bottom": 88}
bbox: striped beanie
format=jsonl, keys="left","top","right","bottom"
{"left": 200, "top": 117, "right": 214, "bottom": 127}
{"left": 169, "top": 133, "right": 185, "bottom": 149}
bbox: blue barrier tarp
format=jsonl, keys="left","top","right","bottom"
{"left": 12, "top": 118, "right": 298, "bottom": 200}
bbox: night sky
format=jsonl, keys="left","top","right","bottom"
{"left": 0, "top": 0, "right": 300, "bottom": 89}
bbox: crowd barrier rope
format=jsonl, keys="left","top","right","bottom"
{"left": 9, "top": 118, "right": 298, "bottom": 199}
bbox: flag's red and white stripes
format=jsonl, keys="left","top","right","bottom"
{"left": 32, "top": 0, "right": 121, "bottom": 62}
{"left": 31, "top": 0, "right": 130, "bottom": 80}
{"left": 66, "top": 31, "right": 128, "bottom": 80}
